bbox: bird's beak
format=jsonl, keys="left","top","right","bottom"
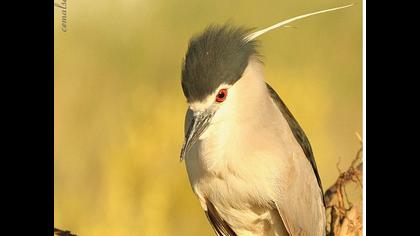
{"left": 180, "top": 111, "right": 214, "bottom": 161}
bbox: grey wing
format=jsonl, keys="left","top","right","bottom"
{"left": 266, "top": 83, "right": 326, "bottom": 235}
{"left": 205, "top": 200, "right": 237, "bottom": 236}
{"left": 266, "top": 83, "right": 324, "bottom": 203}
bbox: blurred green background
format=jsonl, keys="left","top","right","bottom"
{"left": 54, "top": 0, "right": 362, "bottom": 235}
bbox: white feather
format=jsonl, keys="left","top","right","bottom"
{"left": 244, "top": 4, "right": 353, "bottom": 42}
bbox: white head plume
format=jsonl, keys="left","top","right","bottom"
{"left": 243, "top": 4, "right": 353, "bottom": 42}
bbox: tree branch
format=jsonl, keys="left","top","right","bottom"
{"left": 325, "top": 142, "right": 363, "bottom": 236}
{"left": 54, "top": 228, "right": 77, "bottom": 236}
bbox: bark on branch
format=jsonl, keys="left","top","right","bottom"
{"left": 324, "top": 141, "right": 363, "bottom": 236}
{"left": 54, "top": 228, "right": 77, "bottom": 236}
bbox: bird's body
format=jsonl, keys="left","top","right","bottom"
{"left": 184, "top": 59, "right": 324, "bottom": 236}
{"left": 179, "top": 6, "right": 351, "bottom": 235}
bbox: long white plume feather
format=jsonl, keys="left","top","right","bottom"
{"left": 243, "top": 4, "right": 353, "bottom": 42}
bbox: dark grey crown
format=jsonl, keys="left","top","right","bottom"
{"left": 181, "top": 24, "right": 259, "bottom": 102}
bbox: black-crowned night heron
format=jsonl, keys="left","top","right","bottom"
{"left": 179, "top": 5, "right": 352, "bottom": 236}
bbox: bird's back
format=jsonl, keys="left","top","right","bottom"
{"left": 265, "top": 83, "right": 326, "bottom": 236}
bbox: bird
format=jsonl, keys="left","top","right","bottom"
{"left": 179, "top": 5, "right": 352, "bottom": 236}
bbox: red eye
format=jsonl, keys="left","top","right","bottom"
{"left": 215, "top": 89, "right": 228, "bottom": 103}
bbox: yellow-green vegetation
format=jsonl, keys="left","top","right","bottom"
{"left": 54, "top": 1, "right": 362, "bottom": 235}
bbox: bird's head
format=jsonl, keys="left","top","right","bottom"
{"left": 180, "top": 24, "right": 261, "bottom": 161}
{"left": 179, "top": 5, "right": 354, "bottom": 161}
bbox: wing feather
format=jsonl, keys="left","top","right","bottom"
{"left": 266, "top": 83, "right": 326, "bottom": 236}
{"left": 205, "top": 200, "right": 237, "bottom": 236}
{"left": 266, "top": 83, "right": 324, "bottom": 204}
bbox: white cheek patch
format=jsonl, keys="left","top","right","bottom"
{"left": 189, "top": 100, "right": 213, "bottom": 113}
